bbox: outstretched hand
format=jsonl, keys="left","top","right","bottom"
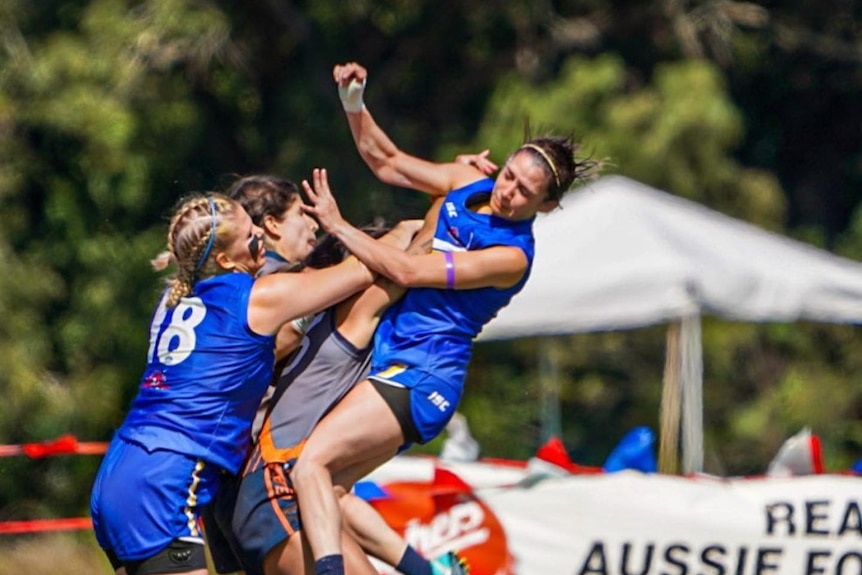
{"left": 301, "top": 168, "right": 345, "bottom": 233}
{"left": 455, "top": 149, "right": 498, "bottom": 176}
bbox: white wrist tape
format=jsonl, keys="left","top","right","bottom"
{"left": 338, "top": 78, "right": 365, "bottom": 113}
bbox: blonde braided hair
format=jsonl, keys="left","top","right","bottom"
{"left": 161, "top": 194, "right": 238, "bottom": 308}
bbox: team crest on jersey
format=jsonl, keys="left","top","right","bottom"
{"left": 142, "top": 370, "right": 168, "bottom": 390}
{"left": 447, "top": 225, "right": 461, "bottom": 243}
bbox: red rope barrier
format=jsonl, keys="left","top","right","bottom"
{"left": 0, "top": 434, "right": 106, "bottom": 535}
{"left": 0, "top": 517, "right": 92, "bottom": 534}
{"left": 0, "top": 434, "right": 108, "bottom": 458}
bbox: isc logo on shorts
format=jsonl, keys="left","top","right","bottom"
{"left": 427, "top": 391, "right": 450, "bottom": 412}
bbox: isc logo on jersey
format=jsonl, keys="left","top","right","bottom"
{"left": 445, "top": 202, "right": 458, "bottom": 219}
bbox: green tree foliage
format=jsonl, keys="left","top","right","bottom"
{"left": 0, "top": 0, "right": 859, "bottom": 531}
{"left": 0, "top": 0, "right": 239, "bottom": 518}
{"left": 464, "top": 54, "right": 786, "bottom": 228}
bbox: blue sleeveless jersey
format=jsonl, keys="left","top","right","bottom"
{"left": 371, "top": 178, "right": 535, "bottom": 388}
{"left": 119, "top": 273, "right": 275, "bottom": 474}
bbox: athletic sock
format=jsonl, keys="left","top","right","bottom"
{"left": 315, "top": 554, "right": 345, "bottom": 575}
{"left": 396, "top": 545, "right": 433, "bottom": 575}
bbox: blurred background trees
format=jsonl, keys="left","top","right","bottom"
{"left": 0, "top": 0, "right": 860, "bottom": 524}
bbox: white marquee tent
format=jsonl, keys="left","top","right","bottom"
{"left": 479, "top": 175, "right": 862, "bottom": 473}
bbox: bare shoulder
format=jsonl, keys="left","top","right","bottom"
{"left": 394, "top": 156, "right": 487, "bottom": 196}
{"left": 249, "top": 272, "right": 303, "bottom": 304}
{"left": 444, "top": 161, "right": 491, "bottom": 191}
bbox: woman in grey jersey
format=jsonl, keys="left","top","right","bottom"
{"left": 209, "top": 172, "right": 490, "bottom": 575}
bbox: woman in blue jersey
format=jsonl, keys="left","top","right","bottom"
{"left": 90, "top": 192, "right": 377, "bottom": 575}
{"left": 289, "top": 61, "right": 600, "bottom": 575}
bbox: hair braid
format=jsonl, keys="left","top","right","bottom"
{"left": 162, "top": 194, "right": 236, "bottom": 307}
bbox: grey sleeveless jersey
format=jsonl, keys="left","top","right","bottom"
{"left": 248, "top": 252, "right": 302, "bottom": 441}
{"left": 256, "top": 307, "right": 372, "bottom": 457}
{"left": 258, "top": 252, "right": 298, "bottom": 277}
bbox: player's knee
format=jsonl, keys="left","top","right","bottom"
{"left": 338, "top": 491, "right": 363, "bottom": 518}
{"left": 289, "top": 456, "right": 325, "bottom": 488}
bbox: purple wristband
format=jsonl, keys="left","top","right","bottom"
{"left": 444, "top": 251, "right": 455, "bottom": 289}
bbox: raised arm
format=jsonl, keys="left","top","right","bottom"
{"left": 303, "top": 168, "right": 528, "bottom": 290}
{"left": 267, "top": 217, "right": 422, "bottom": 350}
{"left": 333, "top": 62, "right": 486, "bottom": 196}
{"left": 331, "top": 219, "right": 423, "bottom": 348}
{"left": 248, "top": 256, "right": 373, "bottom": 336}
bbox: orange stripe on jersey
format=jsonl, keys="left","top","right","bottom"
{"left": 243, "top": 445, "right": 263, "bottom": 475}
{"left": 257, "top": 415, "right": 306, "bottom": 464}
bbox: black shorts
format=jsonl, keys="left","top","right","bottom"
{"left": 202, "top": 472, "right": 256, "bottom": 575}
{"left": 369, "top": 378, "right": 423, "bottom": 444}
{"left": 122, "top": 539, "right": 207, "bottom": 575}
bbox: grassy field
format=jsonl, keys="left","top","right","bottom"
{"left": 0, "top": 533, "right": 108, "bottom": 575}
{"left": 0, "top": 532, "right": 230, "bottom": 575}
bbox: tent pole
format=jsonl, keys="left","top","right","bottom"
{"left": 538, "top": 338, "right": 562, "bottom": 443}
{"left": 681, "top": 313, "right": 704, "bottom": 473}
{"left": 659, "top": 321, "right": 681, "bottom": 474}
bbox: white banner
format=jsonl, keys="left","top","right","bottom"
{"left": 485, "top": 472, "right": 862, "bottom": 575}
{"left": 365, "top": 458, "right": 862, "bottom": 575}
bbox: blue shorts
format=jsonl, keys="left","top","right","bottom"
{"left": 210, "top": 457, "right": 300, "bottom": 569}
{"left": 368, "top": 364, "right": 462, "bottom": 444}
{"left": 90, "top": 435, "right": 221, "bottom": 562}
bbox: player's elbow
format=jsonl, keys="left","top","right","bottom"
{"left": 374, "top": 164, "right": 411, "bottom": 188}
{"left": 347, "top": 260, "right": 376, "bottom": 291}
{"left": 385, "top": 264, "right": 422, "bottom": 288}
{"left": 359, "top": 149, "right": 409, "bottom": 187}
